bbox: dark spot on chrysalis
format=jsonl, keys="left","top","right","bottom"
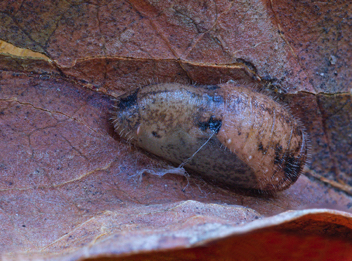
{"left": 118, "top": 89, "right": 139, "bottom": 110}
{"left": 212, "top": 95, "right": 223, "bottom": 103}
{"left": 258, "top": 142, "right": 268, "bottom": 155}
{"left": 283, "top": 155, "right": 302, "bottom": 182}
{"left": 201, "top": 85, "right": 220, "bottom": 90}
{"left": 198, "top": 116, "right": 222, "bottom": 133}
{"left": 274, "top": 144, "right": 283, "bottom": 164}
{"left": 152, "top": 131, "right": 161, "bottom": 138}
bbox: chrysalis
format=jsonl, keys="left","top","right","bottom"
{"left": 113, "top": 82, "right": 308, "bottom": 194}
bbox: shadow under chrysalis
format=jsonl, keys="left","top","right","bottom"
{"left": 112, "top": 82, "right": 308, "bottom": 195}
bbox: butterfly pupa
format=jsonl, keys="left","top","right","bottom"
{"left": 112, "top": 82, "right": 308, "bottom": 194}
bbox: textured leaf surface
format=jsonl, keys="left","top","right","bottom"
{"left": 0, "top": 0, "right": 351, "bottom": 260}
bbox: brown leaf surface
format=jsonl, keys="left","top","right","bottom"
{"left": 0, "top": 0, "right": 352, "bottom": 260}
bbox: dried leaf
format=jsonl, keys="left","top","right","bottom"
{"left": 0, "top": 0, "right": 351, "bottom": 260}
